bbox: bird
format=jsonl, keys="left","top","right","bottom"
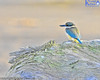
{"left": 60, "top": 22, "right": 82, "bottom": 44}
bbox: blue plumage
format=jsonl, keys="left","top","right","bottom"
{"left": 66, "top": 29, "right": 77, "bottom": 38}
{"left": 66, "top": 28, "right": 82, "bottom": 44}
{"left": 77, "top": 38, "right": 82, "bottom": 44}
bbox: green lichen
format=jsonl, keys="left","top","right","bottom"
{"left": 72, "top": 49, "right": 79, "bottom": 53}
{"left": 55, "top": 50, "right": 64, "bottom": 55}
{"left": 34, "top": 56, "right": 45, "bottom": 63}
{"left": 41, "top": 40, "right": 57, "bottom": 51}
{"left": 77, "top": 44, "right": 85, "bottom": 48}
{"left": 87, "top": 45, "right": 100, "bottom": 53}
{"left": 46, "top": 60, "right": 61, "bottom": 69}
{"left": 14, "top": 54, "right": 28, "bottom": 63}
{"left": 48, "top": 62, "right": 61, "bottom": 68}
{"left": 9, "top": 61, "right": 22, "bottom": 71}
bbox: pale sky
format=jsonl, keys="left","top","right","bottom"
{"left": 0, "top": 0, "right": 78, "bottom": 5}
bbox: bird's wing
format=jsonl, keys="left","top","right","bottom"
{"left": 66, "top": 27, "right": 80, "bottom": 39}
{"left": 72, "top": 27, "right": 81, "bottom": 39}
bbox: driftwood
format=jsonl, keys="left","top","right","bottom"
{"left": 6, "top": 40, "right": 100, "bottom": 80}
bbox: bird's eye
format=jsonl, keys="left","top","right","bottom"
{"left": 66, "top": 24, "right": 68, "bottom": 26}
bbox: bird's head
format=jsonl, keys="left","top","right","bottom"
{"left": 60, "top": 22, "right": 75, "bottom": 28}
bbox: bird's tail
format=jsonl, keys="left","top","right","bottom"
{"left": 76, "top": 38, "right": 82, "bottom": 44}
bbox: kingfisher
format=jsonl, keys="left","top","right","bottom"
{"left": 60, "top": 22, "right": 82, "bottom": 44}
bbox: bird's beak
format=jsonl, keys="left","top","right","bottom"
{"left": 59, "top": 25, "right": 66, "bottom": 27}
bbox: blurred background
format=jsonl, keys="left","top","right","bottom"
{"left": 0, "top": 0, "right": 100, "bottom": 77}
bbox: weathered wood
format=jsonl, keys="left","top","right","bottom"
{"left": 6, "top": 40, "right": 100, "bottom": 80}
